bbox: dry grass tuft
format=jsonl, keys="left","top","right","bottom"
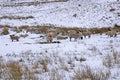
{"left": 0, "top": 16, "right": 34, "bottom": 20}
{"left": 49, "top": 69, "right": 65, "bottom": 80}
{"left": 19, "top": 25, "right": 29, "bottom": 31}
{"left": 1, "top": 27, "right": 9, "bottom": 35}
{"left": 60, "top": 62, "right": 69, "bottom": 71}
{"left": 73, "top": 65, "right": 110, "bottom": 80}
{"left": 0, "top": 58, "right": 37, "bottom": 80}
{"left": 103, "top": 51, "right": 120, "bottom": 68}
{"left": 6, "top": 60, "right": 22, "bottom": 80}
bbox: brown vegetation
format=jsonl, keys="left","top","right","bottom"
{"left": 73, "top": 65, "right": 110, "bottom": 80}
{"left": 1, "top": 27, "right": 9, "bottom": 35}
{"left": 0, "top": 16, "right": 34, "bottom": 20}
{"left": 0, "top": 24, "right": 120, "bottom": 38}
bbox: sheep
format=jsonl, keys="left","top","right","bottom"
{"left": 19, "top": 34, "right": 28, "bottom": 38}
{"left": 82, "top": 31, "right": 91, "bottom": 38}
{"left": 47, "top": 31, "right": 58, "bottom": 38}
{"left": 10, "top": 35, "right": 19, "bottom": 42}
{"left": 105, "top": 30, "right": 117, "bottom": 37}
{"left": 46, "top": 33, "right": 53, "bottom": 43}
{"left": 57, "top": 36, "right": 68, "bottom": 40}
{"left": 68, "top": 30, "right": 76, "bottom": 34}
{"left": 68, "top": 31, "right": 83, "bottom": 41}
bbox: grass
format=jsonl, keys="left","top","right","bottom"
{"left": 0, "top": 16, "right": 34, "bottom": 20}
{"left": 60, "top": 62, "right": 69, "bottom": 71}
{"left": 103, "top": 51, "right": 120, "bottom": 68}
{"left": 0, "top": 24, "right": 120, "bottom": 79}
{"left": 73, "top": 65, "right": 111, "bottom": 80}
{"left": 80, "top": 57, "right": 86, "bottom": 62}
{"left": 1, "top": 24, "right": 120, "bottom": 35}
{"left": 18, "top": 25, "right": 29, "bottom": 32}
{"left": 0, "top": 49, "right": 117, "bottom": 79}
{"left": 1, "top": 27, "right": 9, "bottom": 35}
{"left": 6, "top": 60, "right": 22, "bottom": 80}
{"left": 1, "top": 0, "right": 68, "bottom": 7}
{"left": 49, "top": 69, "right": 64, "bottom": 80}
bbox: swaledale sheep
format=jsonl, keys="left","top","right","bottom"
{"left": 82, "top": 31, "right": 91, "bottom": 38}
{"left": 69, "top": 32, "right": 83, "bottom": 41}
{"left": 10, "top": 35, "right": 19, "bottom": 42}
{"left": 105, "top": 31, "right": 117, "bottom": 37}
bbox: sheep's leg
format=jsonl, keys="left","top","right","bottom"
{"left": 12, "top": 39, "right": 13, "bottom": 42}
{"left": 47, "top": 40, "right": 49, "bottom": 43}
{"left": 50, "top": 39, "right": 52, "bottom": 43}
{"left": 114, "top": 34, "right": 117, "bottom": 37}
{"left": 74, "top": 38, "right": 77, "bottom": 41}
{"left": 70, "top": 37, "right": 72, "bottom": 41}
{"left": 17, "top": 39, "right": 19, "bottom": 41}
{"left": 88, "top": 34, "right": 90, "bottom": 38}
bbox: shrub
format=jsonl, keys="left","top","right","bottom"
{"left": 1, "top": 27, "right": 9, "bottom": 35}
{"left": 103, "top": 51, "right": 120, "bottom": 68}
{"left": 73, "top": 65, "right": 110, "bottom": 80}
{"left": 19, "top": 25, "right": 29, "bottom": 31}
{"left": 109, "top": 8, "right": 115, "bottom": 12}
{"left": 60, "top": 63, "right": 69, "bottom": 71}
{"left": 6, "top": 61, "right": 22, "bottom": 80}
{"left": 49, "top": 69, "right": 64, "bottom": 80}
{"left": 89, "top": 27, "right": 110, "bottom": 34}
{"left": 0, "top": 58, "right": 37, "bottom": 79}
{"left": 103, "top": 54, "right": 113, "bottom": 68}
{"left": 80, "top": 57, "right": 86, "bottom": 62}
{"left": 73, "top": 14, "right": 77, "bottom": 17}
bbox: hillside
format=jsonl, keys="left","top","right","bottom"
{"left": 0, "top": 0, "right": 120, "bottom": 79}
{"left": 0, "top": 0, "right": 120, "bottom": 28}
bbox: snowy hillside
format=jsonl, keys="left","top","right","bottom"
{"left": 0, "top": 0, "right": 120, "bottom": 79}
{"left": 0, "top": 0, "right": 120, "bottom": 28}
{"left": 0, "top": 28, "right": 120, "bottom": 79}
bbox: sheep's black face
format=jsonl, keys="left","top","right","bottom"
{"left": 65, "top": 37, "right": 68, "bottom": 39}
{"left": 81, "top": 37, "right": 83, "bottom": 39}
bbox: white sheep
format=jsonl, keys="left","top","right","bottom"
{"left": 46, "top": 30, "right": 58, "bottom": 38}
{"left": 57, "top": 36, "right": 68, "bottom": 40}
{"left": 68, "top": 31, "right": 83, "bottom": 41}
{"left": 82, "top": 31, "right": 91, "bottom": 38}
{"left": 105, "top": 30, "right": 117, "bottom": 37}
{"left": 46, "top": 32, "right": 53, "bottom": 43}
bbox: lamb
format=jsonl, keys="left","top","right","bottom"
{"left": 105, "top": 30, "right": 117, "bottom": 37}
{"left": 68, "top": 31, "right": 83, "bottom": 41}
{"left": 10, "top": 35, "right": 19, "bottom": 42}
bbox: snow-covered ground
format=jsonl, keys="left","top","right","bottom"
{"left": 0, "top": 0, "right": 120, "bottom": 79}
{"left": 0, "top": 0, "right": 120, "bottom": 28}
{"left": 0, "top": 30, "right": 120, "bottom": 79}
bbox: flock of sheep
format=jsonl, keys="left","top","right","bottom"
{"left": 44, "top": 29, "right": 118, "bottom": 43}
{"left": 9, "top": 28, "right": 118, "bottom": 43}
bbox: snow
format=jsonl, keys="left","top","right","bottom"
{"left": 0, "top": 30, "right": 120, "bottom": 79}
{"left": 0, "top": 0, "right": 120, "bottom": 79}
{"left": 0, "top": 0, "right": 120, "bottom": 28}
